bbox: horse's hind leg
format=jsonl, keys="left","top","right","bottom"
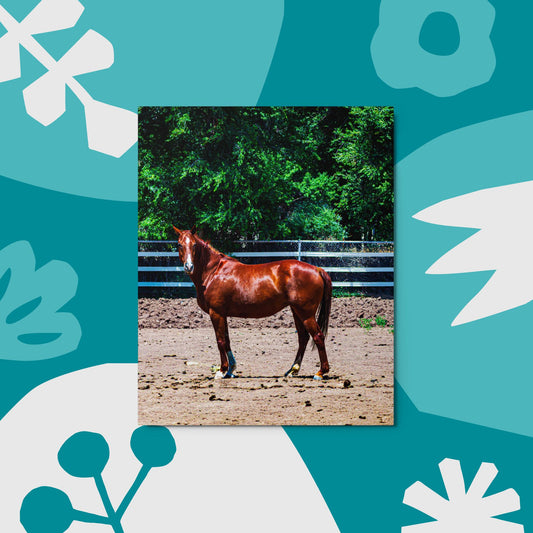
{"left": 284, "top": 308, "right": 310, "bottom": 377}
{"left": 225, "top": 321, "right": 237, "bottom": 377}
{"left": 302, "top": 316, "right": 329, "bottom": 380}
{"left": 209, "top": 310, "right": 236, "bottom": 379}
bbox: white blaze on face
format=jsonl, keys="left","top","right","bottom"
{"left": 182, "top": 234, "right": 194, "bottom": 273}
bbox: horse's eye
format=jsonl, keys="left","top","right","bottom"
{"left": 177, "top": 243, "right": 182, "bottom": 249}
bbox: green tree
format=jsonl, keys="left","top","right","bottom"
{"left": 333, "top": 107, "right": 394, "bottom": 240}
{"left": 138, "top": 106, "right": 393, "bottom": 245}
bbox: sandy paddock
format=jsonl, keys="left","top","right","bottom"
{"left": 138, "top": 297, "right": 394, "bottom": 425}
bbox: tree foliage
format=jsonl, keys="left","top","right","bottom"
{"left": 138, "top": 106, "right": 393, "bottom": 245}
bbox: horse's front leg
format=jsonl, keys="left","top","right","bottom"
{"left": 209, "top": 309, "right": 236, "bottom": 379}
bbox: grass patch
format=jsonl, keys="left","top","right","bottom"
{"left": 332, "top": 288, "right": 363, "bottom": 298}
{"left": 358, "top": 315, "right": 390, "bottom": 331}
{"left": 375, "top": 315, "right": 388, "bottom": 327}
{"left": 358, "top": 318, "right": 373, "bottom": 331}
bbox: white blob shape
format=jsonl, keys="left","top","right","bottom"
{"left": 0, "top": 364, "right": 339, "bottom": 532}
{"left": 22, "top": 0, "right": 84, "bottom": 36}
{"left": 84, "top": 100, "right": 138, "bottom": 157}
{"left": 0, "top": 33, "right": 21, "bottom": 82}
{"left": 23, "top": 71, "right": 65, "bottom": 126}
{"left": 402, "top": 458, "right": 523, "bottom": 533}
{"left": 413, "top": 181, "right": 533, "bottom": 325}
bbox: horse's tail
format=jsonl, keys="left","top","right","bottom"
{"left": 317, "top": 267, "right": 332, "bottom": 340}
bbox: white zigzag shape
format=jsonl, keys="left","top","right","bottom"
{"left": 413, "top": 180, "right": 533, "bottom": 326}
{"left": 402, "top": 458, "right": 523, "bottom": 533}
{"left": 0, "top": 0, "right": 137, "bottom": 157}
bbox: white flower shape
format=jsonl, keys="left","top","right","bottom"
{"left": 0, "top": 240, "right": 81, "bottom": 361}
{"left": 371, "top": 0, "right": 496, "bottom": 97}
{"left": 413, "top": 180, "right": 533, "bottom": 326}
{"left": 403, "top": 458, "right": 523, "bottom": 533}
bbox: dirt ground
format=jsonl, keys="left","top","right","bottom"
{"left": 139, "top": 296, "right": 394, "bottom": 330}
{"left": 138, "top": 297, "right": 394, "bottom": 426}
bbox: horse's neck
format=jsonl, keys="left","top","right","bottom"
{"left": 191, "top": 243, "right": 222, "bottom": 291}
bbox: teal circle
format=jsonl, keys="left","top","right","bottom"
{"left": 419, "top": 12, "right": 460, "bottom": 56}
{"left": 20, "top": 487, "right": 73, "bottom": 533}
{"left": 57, "top": 432, "right": 110, "bottom": 478}
{"left": 130, "top": 426, "right": 176, "bottom": 467}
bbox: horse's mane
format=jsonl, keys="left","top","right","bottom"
{"left": 196, "top": 235, "right": 237, "bottom": 262}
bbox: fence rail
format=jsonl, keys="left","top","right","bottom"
{"left": 139, "top": 251, "right": 393, "bottom": 258}
{"left": 138, "top": 240, "right": 394, "bottom": 289}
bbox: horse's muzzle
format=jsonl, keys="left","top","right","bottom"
{"left": 184, "top": 262, "right": 194, "bottom": 274}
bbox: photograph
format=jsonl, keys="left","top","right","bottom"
{"left": 138, "top": 106, "right": 394, "bottom": 425}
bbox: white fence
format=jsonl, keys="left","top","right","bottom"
{"left": 138, "top": 240, "right": 394, "bottom": 289}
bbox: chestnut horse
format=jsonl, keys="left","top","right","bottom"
{"left": 173, "top": 227, "right": 332, "bottom": 380}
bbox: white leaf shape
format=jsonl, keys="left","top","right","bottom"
{"left": 23, "top": 70, "right": 65, "bottom": 126}
{"left": 0, "top": 32, "right": 21, "bottom": 82}
{"left": 85, "top": 99, "right": 138, "bottom": 158}
{"left": 413, "top": 181, "right": 533, "bottom": 325}
{"left": 58, "top": 29, "right": 114, "bottom": 76}
{"left": 22, "top": 30, "right": 114, "bottom": 127}
{"left": 0, "top": 3, "right": 137, "bottom": 157}
{"left": 22, "top": 0, "right": 84, "bottom": 36}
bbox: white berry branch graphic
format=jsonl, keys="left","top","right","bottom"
{"left": 413, "top": 180, "right": 533, "bottom": 326}
{"left": 0, "top": 0, "right": 137, "bottom": 157}
{"left": 402, "top": 458, "right": 523, "bottom": 533}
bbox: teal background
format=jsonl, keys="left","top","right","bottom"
{"left": 1, "top": 0, "right": 532, "bottom": 531}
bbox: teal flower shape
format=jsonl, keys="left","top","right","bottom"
{"left": 371, "top": 0, "right": 496, "bottom": 97}
{"left": 0, "top": 240, "right": 81, "bottom": 361}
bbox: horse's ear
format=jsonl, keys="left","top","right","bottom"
{"left": 172, "top": 225, "right": 182, "bottom": 236}
{"left": 190, "top": 225, "right": 197, "bottom": 235}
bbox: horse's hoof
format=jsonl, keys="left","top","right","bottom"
{"left": 313, "top": 372, "right": 323, "bottom": 381}
{"left": 214, "top": 370, "right": 225, "bottom": 380}
{"left": 285, "top": 364, "right": 300, "bottom": 377}
{"left": 223, "top": 372, "right": 236, "bottom": 378}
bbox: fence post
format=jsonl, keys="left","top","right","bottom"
{"left": 297, "top": 240, "right": 302, "bottom": 261}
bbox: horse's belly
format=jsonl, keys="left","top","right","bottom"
{"left": 211, "top": 291, "right": 287, "bottom": 318}
{"left": 227, "top": 298, "right": 287, "bottom": 318}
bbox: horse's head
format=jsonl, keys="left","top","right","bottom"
{"left": 173, "top": 226, "right": 198, "bottom": 275}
